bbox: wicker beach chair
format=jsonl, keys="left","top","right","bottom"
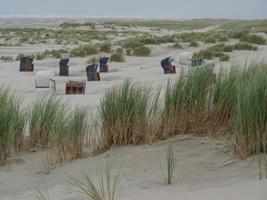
{"left": 19, "top": 56, "right": 34, "bottom": 72}
{"left": 161, "top": 56, "right": 176, "bottom": 74}
{"left": 86, "top": 64, "right": 100, "bottom": 81}
{"left": 99, "top": 56, "right": 109, "bottom": 73}
{"left": 59, "top": 58, "right": 70, "bottom": 76}
{"left": 65, "top": 80, "right": 86, "bottom": 95}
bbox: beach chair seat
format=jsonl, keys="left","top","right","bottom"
{"left": 20, "top": 56, "right": 34, "bottom": 72}
{"left": 65, "top": 80, "right": 86, "bottom": 95}
{"left": 35, "top": 70, "right": 56, "bottom": 93}
{"left": 99, "top": 57, "right": 109, "bottom": 72}
{"left": 86, "top": 64, "right": 100, "bottom": 81}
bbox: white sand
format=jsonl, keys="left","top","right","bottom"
{"left": 0, "top": 19, "right": 267, "bottom": 200}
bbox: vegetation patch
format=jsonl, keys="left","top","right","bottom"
{"left": 110, "top": 52, "right": 125, "bottom": 62}
{"left": 133, "top": 45, "right": 151, "bottom": 56}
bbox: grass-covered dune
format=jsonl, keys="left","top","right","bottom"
{"left": 1, "top": 62, "right": 267, "bottom": 167}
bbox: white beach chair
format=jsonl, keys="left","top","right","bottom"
{"left": 35, "top": 70, "right": 56, "bottom": 93}
{"left": 179, "top": 52, "right": 193, "bottom": 67}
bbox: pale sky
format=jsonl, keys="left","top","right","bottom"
{"left": 1, "top": 0, "right": 267, "bottom": 19}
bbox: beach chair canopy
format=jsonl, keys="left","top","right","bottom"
{"left": 161, "top": 56, "right": 175, "bottom": 66}
{"left": 100, "top": 57, "right": 109, "bottom": 66}
{"left": 35, "top": 70, "right": 55, "bottom": 88}
{"left": 20, "top": 56, "right": 33, "bottom": 63}
{"left": 59, "top": 58, "right": 69, "bottom": 66}
{"left": 86, "top": 64, "right": 98, "bottom": 72}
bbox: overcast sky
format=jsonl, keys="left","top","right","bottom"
{"left": 1, "top": 0, "right": 267, "bottom": 19}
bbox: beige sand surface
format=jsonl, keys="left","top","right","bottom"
{"left": 1, "top": 19, "right": 267, "bottom": 200}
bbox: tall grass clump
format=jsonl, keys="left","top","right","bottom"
{"left": 98, "top": 81, "right": 150, "bottom": 149}
{"left": 160, "top": 145, "right": 176, "bottom": 185}
{"left": 211, "top": 67, "right": 240, "bottom": 133}
{"left": 49, "top": 107, "right": 88, "bottom": 164}
{"left": 234, "top": 64, "right": 267, "bottom": 158}
{"left": 0, "top": 87, "right": 23, "bottom": 166}
{"left": 69, "top": 162, "right": 120, "bottom": 200}
{"left": 162, "top": 67, "right": 214, "bottom": 136}
{"left": 28, "top": 96, "right": 66, "bottom": 148}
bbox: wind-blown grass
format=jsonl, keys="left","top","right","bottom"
{"left": 69, "top": 162, "right": 120, "bottom": 200}
{"left": 234, "top": 64, "right": 267, "bottom": 158}
{"left": 29, "top": 96, "right": 66, "bottom": 148}
{"left": 160, "top": 145, "right": 176, "bottom": 185}
{"left": 98, "top": 81, "right": 151, "bottom": 148}
{"left": 49, "top": 107, "right": 88, "bottom": 164}
{"left": 0, "top": 87, "right": 23, "bottom": 166}
{"left": 0, "top": 89, "right": 25, "bottom": 166}
{"left": 162, "top": 67, "right": 214, "bottom": 136}
{"left": 212, "top": 67, "right": 240, "bottom": 133}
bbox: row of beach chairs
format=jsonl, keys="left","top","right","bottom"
{"left": 22, "top": 56, "right": 109, "bottom": 94}
{"left": 20, "top": 52, "right": 214, "bottom": 94}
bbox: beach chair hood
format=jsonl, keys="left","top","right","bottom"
{"left": 60, "top": 58, "right": 69, "bottom": 66}
{"left": 100, "top": 57, "right": 109, "bottom": 65}
{"left": 179, "top": 52, "right": 193, "bottom": 66}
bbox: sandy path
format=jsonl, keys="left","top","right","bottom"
{"left": 0, "top": 134, "right": 265, "bottom": 200}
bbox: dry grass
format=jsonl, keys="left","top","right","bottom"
{"left": 69, "top": 161, "right": 120, "bottom": 200}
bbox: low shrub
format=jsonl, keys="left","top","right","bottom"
{"left": 126, "top": 48, "right": 132, "bottom": 56}
{"left": 110, "top": 52, "right": 125, "bottom": 62}
{"left": 193, "top": 49, "right": 213, "bottom": 59}
{"left": 218, "top": 36, "right": 228, "bottom": 42}
{"left": 116, "top": 47, "right": 124, "bottom": 54}
{"left": 133, "top": 46, "right": 151, "bottom": 56}
{"left": 70, "top": 45, "right": 98, "bottom": 57}
{"left": 229, "top": 30, "right": 248, "bottom": 39}
{"left": 189, "top": 41, "right": 199, "bottom": 47}
{"left": 223, "top": 45, "right": 234, "bottom": 52}
{"left": 241, "top": 34, "right": 266, "bottom": 45}
{"left": 173, "top": 43, "right": 183, "bottom": 49}
{"left": 204, "top": 36, "right": 217, "bottom": 43}
{"left": 234, "top": 42, "right": 257, "bottom": 51}
{"left": 0, "top": 56, "right": 13, "bottom": 61}
{"left": 36, "top": 52, "right": 46, "bottom": 60}
{"left": 219, "top": 54, "right": 230, "bottom": 61}
{"left": 100, "top": 42, "right": 112, "bottom": 53}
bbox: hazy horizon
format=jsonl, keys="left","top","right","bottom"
{"left": 1, "top": 0, "right": 267, "bottom": 19}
